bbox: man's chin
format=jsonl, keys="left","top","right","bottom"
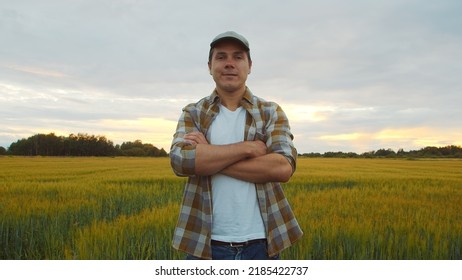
{"left": 216, "top": 82, "right": 245, "bottom": 93}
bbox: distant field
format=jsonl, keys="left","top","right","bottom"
{"left": 0, "top": 156, "right": 461, "bottom": 259}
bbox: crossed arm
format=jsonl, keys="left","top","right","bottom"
{"left": 184, "top": 131, "right": 293, "bottom": 183}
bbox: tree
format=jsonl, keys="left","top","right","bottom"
{"left": 421, "top": 146, "right": 441, "bottom": 157}
{"left": 7, "top": 133, "right": 116, "bottom": 157}
{"left": 375, "top": 148, "right": 396, "bottom": 157}
{"left": 397, "top": 148, "right": 406, "bottom": 157}
{"left": 117, "top": 140, "right": 167, "bottom": 157}
{"left": 0, "top": 146, "right": 6, "bottom": 155}
{"left": 8, "top": 138, "right": 32, "bottom": 155}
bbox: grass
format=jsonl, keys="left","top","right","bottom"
{"left": 0, "top": 156, "right": 460, "bottom": 259}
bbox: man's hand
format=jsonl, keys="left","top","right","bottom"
{"left": 184, "top": 131, "right": 208, "bottom": 146}
{"left": 244, "top": 140, "right": 267, "bottom": 158}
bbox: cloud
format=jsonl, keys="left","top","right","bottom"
{"left": 5, "top": 64, "right": 68, "bottom": 78}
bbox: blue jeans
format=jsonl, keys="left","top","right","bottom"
{"left": 186, "top": 240, "right": 280, "bottom": 260}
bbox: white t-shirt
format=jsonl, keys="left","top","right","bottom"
{"left": 209, "top": 104, "right": 266, "bottom": 242}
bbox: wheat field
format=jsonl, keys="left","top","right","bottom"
{"left": 0, "top": 156, "right": 460, "bottom": 259}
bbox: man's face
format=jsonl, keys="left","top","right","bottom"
{"left": 208, "top": 40, "right": 252, "bottom": 95}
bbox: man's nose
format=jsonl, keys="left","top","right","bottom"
{"left": 224, "top": 58, "right": 235, "bottom": 68}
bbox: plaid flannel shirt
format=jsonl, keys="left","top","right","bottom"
{"left": 170, "top": 88, "right": 303, "bottom": 259}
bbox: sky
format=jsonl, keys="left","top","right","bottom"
{"left": 1, "top": 0, "right": 461, "bottom": 154}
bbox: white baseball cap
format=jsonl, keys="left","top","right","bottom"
{"left": 210, "top": 31, "right": 250, "bottom": 51}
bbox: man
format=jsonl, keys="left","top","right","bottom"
{"left": 170, "top": 31, "right": 303, "bottom": 260}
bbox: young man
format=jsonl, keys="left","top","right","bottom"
{"left": 170, "top": 31, "right": 303, "bottom": 260}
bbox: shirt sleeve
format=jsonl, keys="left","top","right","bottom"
{"left": 265, "top": 104, "right": 297, "bottom": 173}
{"left": 169, "top": 105, "right": 198, "bottom": 177}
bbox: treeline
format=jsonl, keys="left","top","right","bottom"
{"left": 1, "top": 133, "right": 461, "bottom": 158}
{"left": 0, "top": 133, "right": 167, "bottom": 157}
{"left": 300, "top": 145, "right": 462, "bottom": 158}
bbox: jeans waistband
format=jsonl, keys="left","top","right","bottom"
{"left": 211, "top": 238, "right": 266, "bottom": 248}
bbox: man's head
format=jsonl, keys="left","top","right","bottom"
{"left": 208, "top": 31, "right": 252, "bottom": 95}
{"left": 208, "top": 31, "right": 252, "bottom": 63}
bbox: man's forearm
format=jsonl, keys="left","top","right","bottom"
{"left": 220, "top": 153, "right": 293, "bottom": 183}
{"left": 186, "top": 131, "right": 267, "bottom": 176}
{"left": 194, "top": 142, "right": 250, "bottom": 176}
